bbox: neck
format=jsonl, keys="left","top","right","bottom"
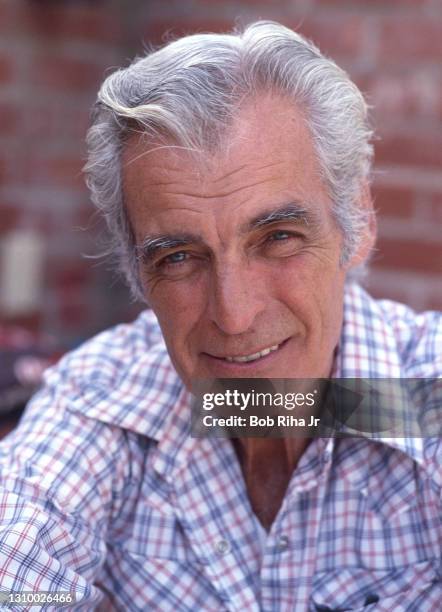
{"left": 235, "top": 436, "right": 310, "bottom": 475}
{"left": 232, "top": 436, "right": 311, "bottom": 530}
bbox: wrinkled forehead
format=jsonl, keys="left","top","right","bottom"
{"left": 121, "top": 93, "right": 324, "bottom": 189}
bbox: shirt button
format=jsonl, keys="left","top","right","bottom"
{"left": 277, "top": 535, "right": 290, "bottom": 551}
{"left": 215, "top": 539, "right": 231, "bottom": 556}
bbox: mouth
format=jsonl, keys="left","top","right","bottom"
{"left": 223, "top": 343, "right": 280, "bottom": 363}
{"left": 202, "top": 338, "right": 290, "bottom": 370}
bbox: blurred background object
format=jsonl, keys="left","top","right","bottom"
{"left": 0, "top": 324, "right": 59, "bottom": 407}
{"left": 0, "top": 322, "right": 61, "bottom": 436}
{"left": 1, "top": 0, "right": 441, "bottom": 352}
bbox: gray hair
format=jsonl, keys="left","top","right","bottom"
{"left": 84, "top": 20, "right": 373, "bottom": 301}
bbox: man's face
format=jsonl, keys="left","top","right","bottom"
{"left": 123, "top": 95, "right": 368, "bottom": 388}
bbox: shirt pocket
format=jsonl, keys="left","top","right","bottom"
{"left": 109, "top": 508, "right": 226, "bottom": 611}
{"left": 310, "top": 560, "right": 439, "bottom": 611}
{"left": 111, "top": 555, "right": 226, "bottom": 611}
{"left": 119, "top": 505, "right": 198, "bottom": 563}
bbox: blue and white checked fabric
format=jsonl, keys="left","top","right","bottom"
{"left": 0, "top": 283, "right": 441, "bottom": 611}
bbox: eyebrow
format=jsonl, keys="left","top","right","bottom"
{"left": 243, "top": 203, "right": 313, "bottom": 232}
{"left": 136, "top": 233, "right": 203, "bottom": 263}
{"left": 137, "top": 203, "right": 316, "bottom": 263}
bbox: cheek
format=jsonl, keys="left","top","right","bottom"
{"left": 146, "top": 278, "right": 207, "bottom": 342}
{"left": 277, "top": 257, "right": 345, "bottom": 323}
{"left": 266, "top": 255, "right": 309, "bottom": 292}
{"left": 271, "top": 256, "right": 318, "bottom": 302}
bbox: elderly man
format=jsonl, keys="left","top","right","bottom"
{"left": 0, "top": 21, "right": 440, "bottom": 611}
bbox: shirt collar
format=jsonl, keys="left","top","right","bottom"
{"left": 68, "top": 309, "right": 188, "bottom": 443}
{"left": 73, "top": 285, "right": 423, "bottom": 468}
{"left": 335, "top": 282, "right": 403, "bottom": 378}
{"left": 332, "top": 282, "right": 423, "bottom": 465}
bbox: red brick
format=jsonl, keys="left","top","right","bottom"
{"left": 144, "top": 19, "right": 240, "bottom": 46}
{"left": 367, "top": 73, "right": 439, "bottom": 119}
{"left": 439, "top": 83, "right": 442, "bottom": 120}
{"left": 375, "top": 131, "right": 442, "bottom": 169}
{"left": 193, "top": 0, "right": 282, "bottom": 5}
{"left": 0, "top": 156, "right": 16, "bottom": 185}
{"left": 368, "top": 280, "right": 413, "bottom": 308}
{"left": 145, "top": 15, "right": 365, "bottom": 61}
{"left": 54, "top": 263, "right": 91, "bottom": 291}
{"left": 0, "top": 204, "right": 20, "bottom": 234}
{"left": 371, "top": 185, "right": 414, "bottom": 219}
{"left": 293, "top": 15, "right": 366, "bottom": 58}
{"left": 0, "top": 56, "right": 13, "bottom": 84}
{"left": 23, "top": 103, "right": 90, "bottom": 141}
{"left": 23, "top": 156, "right": 86, "bottom": 190}
{"left": 58, "top": 296, "right": 91, "bottom": 330}
{"left": 427, "top": 194, "right": 442, "bottom": 224}
{"left": 429, "top": 192, "right": 442, "bottom": 205}
{"left": 377, "top": 16, "right": 442, "bottom": 64}
{"left": 34, "top": 57, "right": 104, "bottom": 92}
{"left": 373, "top": 238, "right": 442, "bottom": 274}
{"left": 0, "top": 103, "right": 20, "bottom": 135}
{"left": 368, "top": 273, "right": 442, "bottom": 312}
{"left": 0, "top": 0, "right": 18, "bottom": 31}
{"left": 28, "top": 210, "right": 58, "bottom": 237}
{"left": 19, "top": 4, "right": 122, "bottom": 45}
{"left": 313, "top": 0, "right": 430, "bottom": 8}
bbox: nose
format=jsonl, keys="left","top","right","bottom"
{"left": 208, "top": 261, "right": 266, "bottom": 336}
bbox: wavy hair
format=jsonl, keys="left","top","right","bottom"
{"left": 84, "top": 20, "right": 373, "bottom": 300}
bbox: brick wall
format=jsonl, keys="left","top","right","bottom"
{"left": 0, "top": 0, "right": 141, "bottom": 346}
{"left": 1, "top": 0, "right": 441, "bottom": 347}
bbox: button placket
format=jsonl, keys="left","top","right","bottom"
{"left": 276, "top": 534, "right": 290, "bottom": 552}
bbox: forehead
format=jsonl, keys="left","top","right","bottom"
{"left": 122, "top": 94, "right": 331, "bottom": 235}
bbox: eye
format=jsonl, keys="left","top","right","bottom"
{"left": 163, "top": 251, "right": 188, "bottom": 265}
{"left": 267, "top": 230, "right": 291, "bottom": 241}
{"left": 153, "top": 250, "right": 202, "bottom": 279}
{"left": 259, "top": 228, "right": 303, "bottom": 259}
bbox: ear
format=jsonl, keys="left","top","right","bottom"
{"left": 346, "top": 181, "right": 377, "bottom": 269}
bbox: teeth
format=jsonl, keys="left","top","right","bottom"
{"left": 225, "top": 343, "right": 280, "bottom": 363}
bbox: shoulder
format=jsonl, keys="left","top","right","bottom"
{"left": 36, "top": 310, "right": 182, "bottom": 438}
{"left": 342, "top": 285, "right": 442, "bottom": 489}
{"left": 0, "top": 311, "right": 168, "bottom": 513}
{"left": 344, "top": 283, "right": 442, "bottom": 377}
{"left": 375, "top": 297, "right": 442, "bottom": 378}
{"left": 45, "top": 309, "right": 166, "bottom": 390}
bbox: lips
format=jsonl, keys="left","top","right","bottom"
{"left": 205, "top": 340, "right": 288, "bottom": 364}
{"left": 224, "top": 343, "right": 280, "bottom": 363}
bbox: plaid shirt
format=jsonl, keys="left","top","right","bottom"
{"left": 0, "top": 284, "right": 441, "bottom": 611}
